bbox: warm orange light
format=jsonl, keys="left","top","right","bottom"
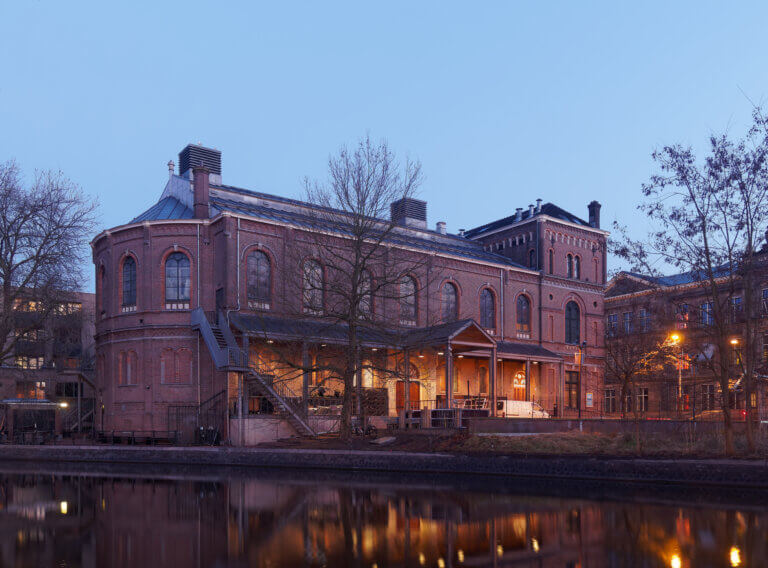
{"left": 730, "top": 546, "right": 741, "bottom": 566}
{"left": 670, "top": 554, "right": 682, "bottom": 568}
{"left": 670, "top": 333, "right": 681, "bottom": 343}
{"left": 730, "top": 338, "right": 739, "bottom": 345}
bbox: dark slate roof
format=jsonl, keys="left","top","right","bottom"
{"left": 231, "top": 313, "right": 394, "bottom": 346}
{"left": 623, "top": 264, "right": 733, "bottom": 287}
{"left": 403, "top": 319, "right": 494, "bottom": 347}
{"left": 207, "top": 193, "right": 528, "bottom": 269}
{"left": 132, "top": 196, "right": 193, "bottom": 223}
{"left": 464, "top": 203, "right": 591, "bottom": 238}
{"left": 496, "top": 341, "right": 562, "bottom": 360}
{"left": 232, "top": 314, "right": 494, "bottom": 349}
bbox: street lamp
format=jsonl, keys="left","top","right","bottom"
{"left": 669, "top": 333, "right": 683, "bottom": 415}
{"left": 578, "top": 341, "right": 587, "bottom": 420}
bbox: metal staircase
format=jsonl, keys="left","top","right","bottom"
{"left": 244, "top": 370, "right": 315, "bottom": 436}
{"left": 191, "top": 307, "right": 315, "bottom": 437}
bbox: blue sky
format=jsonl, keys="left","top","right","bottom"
{"left": 2, "top": 1, "right": 768, "bottom": 290}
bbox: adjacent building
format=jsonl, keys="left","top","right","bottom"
{"left": 604, "top": 256, "right": 768, "bottom": 418}
{"left": 92, "top": 144, "right": 607, "bottom": 442}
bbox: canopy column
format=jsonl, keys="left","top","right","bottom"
{"left": 445, "top": 343, "right": 453, "bottom": 409}
{"left": 489, "top": 347, "right": 497, "bottom": 417}
{"left": 525, "top": 359, "right": 531, "bottom": 402}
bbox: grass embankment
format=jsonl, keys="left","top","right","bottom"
{"left": 267, "top": 431, "right": 768, "bottom": 459}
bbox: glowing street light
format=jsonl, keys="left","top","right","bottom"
{"left": 670, "top": 554, "right": 682, "bottom": 568}
{"left": 730, "top": 546, "right": 741, "bottom": 566}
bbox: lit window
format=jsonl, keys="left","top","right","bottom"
{"left": 516, "top": 295, "right": 531, "bottom": 336}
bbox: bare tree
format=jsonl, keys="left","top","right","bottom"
{"left": 614, "top": 108, "right": 768, "bottom": 455}
{"left": 0, "top": 161, "right": 97, "bottom": 365}
{"left": 604, "top": 298, "right": 676, "bottom": 420}
{"left": 257, "top": 136, "right": 436, "bottom": 439}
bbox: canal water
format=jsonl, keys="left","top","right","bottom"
{"left": 0, "top": 464, "right": 765, "bottom": 567}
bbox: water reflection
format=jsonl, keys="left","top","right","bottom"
{"left": 0, "top": 468, "right": 765, "bottom": 567}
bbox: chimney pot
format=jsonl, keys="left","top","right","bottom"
{"left": 515, "top": 208, "right": 523, "bottom": 222}
{"left": 528, "top": 204, "right": 535, "bottom": 216}
{"left": 588, "top": 201, "right": 602, "bottom": 229}
{"left": 436, "top": 221, "right": 447, "bottom": 234}
{"left": 193, "top": 164, "right": 210, "bottom": 219}
{"left": 458, "top": 228, "right": 465, "bottom": 237}
{"left": 167, "top": 160, "right": 175, "bottom": 177}
{"left": 535, "top": 198, "right": 542, "bottom": 213}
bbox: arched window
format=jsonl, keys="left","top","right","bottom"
{"left": 400, "top": 276, "right": 417, "bottom": 325}
{"left": 548, "top": 249, "right": 554, "bottom": 274}
{"left": 359, "top": 270, "right": 373, "bottom": 317}
{"left": 565, "top": 301, "right": 580, "bottom": 344}
{"left": 122, "top": 257, "right": 137, "bottom": 311}
{"left": 302, "top": 260, "right": 323, "bottom": 314}
{"left": 441, "top": 282, "right": 458, "bottom": 321}
{"left": 247, "top": 250, "right": 271, "bottom": 308}
{"left": 593, "top": 258, "right": 600, "bottom": 283}
{"left": 574, "top": 256, "right": 581, "bottom": 280}
{"left": 567, "top": 254, "right": 574, "bottom": 278}
{"left": 165, "top": 252, "right": 190, "bottom": 309}
{"left": 480, "top": 288, "right": 496, "bottom": 330}
{"left": 528, "top": 249, "right": 536, "bottom": 269}
{"left": 516, "top": 295, "right": 531, "bottom": 334}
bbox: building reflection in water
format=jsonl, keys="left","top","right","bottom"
{"left": 0, "top": 472, "right": 765, "bottom": 567}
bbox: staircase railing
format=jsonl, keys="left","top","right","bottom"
{"left": 246, "top": 370, "right": 315, "bottom": 436}
{"left": 191, "top": 307, "right": 238, "bottom": 369}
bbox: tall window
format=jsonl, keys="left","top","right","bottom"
{"left": 359, "top": 270, "right": 373, "bottom": 317}
{"left": 528, "top": 249, "right": 536, "bottom": 269}
{"left": 122, "top": 257, "right": 137, "bottom": 311}
{"left": 165, "top": 252, "right": 190, "bottom": 309}
{"left": 400, "top": 276, "right": 417, "bottom": 325}
{"left": 607, "top": 313, "right": 618, "bottom": 336}
{"left": 574, "top": 256, "right": 581, "bottom": 279}
{"left": 565, "top": 301, "right": 580, "bottom": 344}
{"left": 731, "top": 296, "right": 742, "bottom": 322}
{"left": 441, "top": 282, "right": 458, "bottom": 321}
{"left": 593, "top": 258, "right": 599, "bottom": 283}
{"left": 638, "top": 308, "right": 650, "bottom": 332}
{"left": 636, "top": 387, "right": 649, "bottom": 413}
{"left": 480, "top": 288, "right": 495, "bottom": 330}
{"left": 548, "top": 249, "right": 554, "bottom": 274}
{"left": 762, "top": 288, "right": 768, "bottom": 314}
{"left": 604, "top": 389, "right": 616, "bottom": 413}
{"left": 516, "top": 295, "right": 531, "bottom": 335}
{"left": 622, "top": 312, "right": 632, "bottom": 334}
{"left": 699, "top": 302, "right": 713, "bottom": 326}
{"left": 302, "top": 260, "right": 323, "bottom": 314}
{"left": 247, "top": 251, "right": 271, "bottom": 309}
{"left": 567, "top": 254, "right": 574, "bottom": 278}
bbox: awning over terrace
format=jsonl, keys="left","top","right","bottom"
{"left": 230, "top": 314, "right": 497, "bottom": 352}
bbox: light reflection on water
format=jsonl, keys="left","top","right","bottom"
{"left": 0, "top": 468, "right": 765, "bottom": 567}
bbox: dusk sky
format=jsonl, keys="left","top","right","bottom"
{"left": 3, "top": 1, "right": 768, "bottom": 290}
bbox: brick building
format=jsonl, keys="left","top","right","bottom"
{"left": 0, "top": 291, "right": 96, "bottom": 436}
{"left": 604, "top": 258, "right": 768, "bottom": 419}
{"left": 92, "top": 144, "right": 607, "bottom": 442}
